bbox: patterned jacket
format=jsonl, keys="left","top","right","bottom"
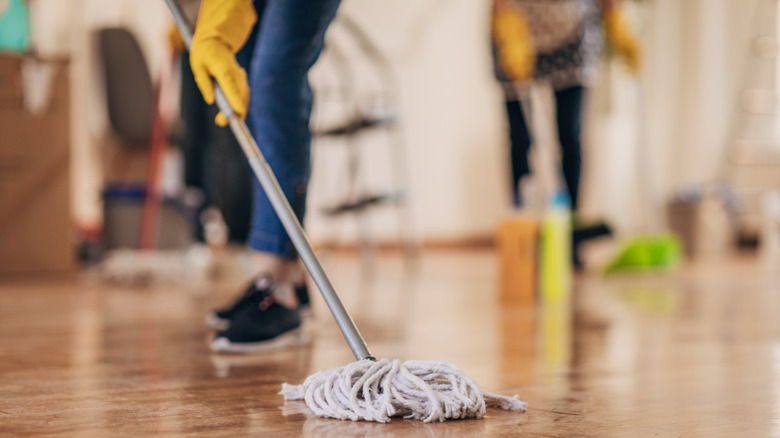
{"left": 495, "top": 0, "right": 604, "bottom": 95}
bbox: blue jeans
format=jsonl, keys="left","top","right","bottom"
{"left": 235, "top": 0, "right": 341, "bottom": 259}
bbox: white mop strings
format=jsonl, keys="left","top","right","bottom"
{"left": 280, "top": 358, "right": 527, "bottom": 423}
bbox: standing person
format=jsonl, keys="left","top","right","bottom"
{"left": 169, "top": 0, "right": 253, "bottom": 246}
{"left": 492, "top": 0, "right": 640, "bottom": 266}
{"left": 185, "top": 0, "right": 342, "bottom": 353}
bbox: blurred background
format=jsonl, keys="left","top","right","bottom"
{"left": 2, "top": 0, "right": 780, "bottom": 278}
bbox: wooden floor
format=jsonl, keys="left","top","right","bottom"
{"left": 1, "top": 248, "right": 779, "bottom": 437}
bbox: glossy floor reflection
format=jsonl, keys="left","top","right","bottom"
{"left": 1, "top": 249, "right": 778, "bottom": 436}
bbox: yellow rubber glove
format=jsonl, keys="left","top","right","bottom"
{"left": 492, "top": 4, "right": 535, "bottom": 82}
{"left": 604, "top": 7, "right": 641, "bottom": 73}
{"left": 190, "top": 0, "right": 257, "bottom": 127}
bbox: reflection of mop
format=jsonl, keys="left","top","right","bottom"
{"left": 165, "top": 0, "right": 526, "bottom": 423}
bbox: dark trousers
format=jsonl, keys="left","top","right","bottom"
{"left": 506, "top": 85, "right": 584, "bottom": 210}
{"left": 180, "top": 52, "right": 253, "bottom": 243}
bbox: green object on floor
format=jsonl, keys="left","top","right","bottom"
{"left": 604, "top": 233, "right": 683, "bottom": 274}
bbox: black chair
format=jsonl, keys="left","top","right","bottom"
{"left": 98, "top": 27, "right": 155, "bottom": 148}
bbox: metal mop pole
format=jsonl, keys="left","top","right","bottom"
{"left": 164, "top": 0, "right": 374, "bottom": 362}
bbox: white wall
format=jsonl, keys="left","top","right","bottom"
{"left": 309, "top": 0, "right": 775, "bottom": 243}
{"left": 578, "top": 0, "right": 769, "bottom": 235}
{"left": 635, "top": 0, "right": 772, "bottom": 233}
{"left": 31, "top": 0, "right": 170, "bottom": 229}
{"left": 305, "top": 0, "right": 509, "bottom": 245}
{"left": 28, "top": 0, "right": 775, "bottom": 243}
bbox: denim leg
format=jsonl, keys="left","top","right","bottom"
{"left": 242, "top": 0, "right": 341, "bottom": 259}
{"left": 506, "top": 99, "right": 532, "bottom": 207}
{"left": 554, "top": 86, "right": 584, "bottom": 211}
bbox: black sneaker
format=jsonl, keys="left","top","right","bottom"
{"left": 206, "top": 277, "right": 311, "bottom": 330}
{"left": 210, "top": 277, "right": 307, "bottom": 353}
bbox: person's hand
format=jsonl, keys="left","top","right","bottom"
{"left": 189, "top": 0, "right": 256, "bottom": 127}
{"left": 190, "top": 38, "right": 249, "bottom": 126}
{"left": 492, "top": 3, "right": 535, "bottom": 82}
{"left": 603, "top": 7, "right": 641, "bottom": 73}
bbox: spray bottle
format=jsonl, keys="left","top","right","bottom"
{"left": 540, "top": 188, "right": 572, "bottom": 303}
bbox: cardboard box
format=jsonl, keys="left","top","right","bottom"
{"left": 0, "top": 53, "right": 74, "bottom": 274}
{"left": 496, "top": 215, "right": 538, "bottom": 306}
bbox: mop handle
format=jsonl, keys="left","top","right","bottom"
{"left": 163, "top": 0, "right": 374, "bottom": 362}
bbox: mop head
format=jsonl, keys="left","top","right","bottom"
{"left": 280, "top": 358, "right": 527, "bottom": 423}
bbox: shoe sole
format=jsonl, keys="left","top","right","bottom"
{"left": 210, "top": 327, "right": 309, "bottom": 354}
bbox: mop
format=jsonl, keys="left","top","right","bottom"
{"left": 164, "top": 0, "right": 526, "bottom": 423}
{"left": 601, "top": 77, "right": 682, "bottom": 274}
{"left": 602, "top": 6, "right": 682, "bottom": 274}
